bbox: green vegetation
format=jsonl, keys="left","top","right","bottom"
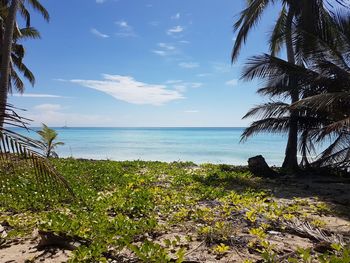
{"left": 37, "top": 124, "right": 65, "bottom": 158}
{"left": 1, "top": 159, "right": 349, "bottom": 262}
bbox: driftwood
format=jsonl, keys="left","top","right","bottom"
{"left": 247, "top": 155, "right": 278, "bottom": 177}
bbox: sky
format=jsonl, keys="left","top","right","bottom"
{"left": 9, "top": 0, "right": 281, "bottom": 127}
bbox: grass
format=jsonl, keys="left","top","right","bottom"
{"left": 0, "top": 158, "right": 349, "bottom": 262}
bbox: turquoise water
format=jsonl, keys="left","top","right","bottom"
{"left": 13, "top": 127, "right": 288, "bottom": 166}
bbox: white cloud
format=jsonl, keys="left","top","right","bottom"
{"left": 196, "top": 73, "right": 212, "bottom": 77}
{"left": 28, "top": 109, "right": 112, "bottom": 126}
{"left": 190, "top": 82, "right": 202, "bottom": 88}
{"left": 152, "top": 50, "right": 167, "bottom": 56}
{"left": 91, "top": 28, "right": 109, "bottom": 38}
{"left": 184, "top": 110, "right": 199, "bottom": 113}
{"left": 96, "top": 0, "right": 106, "bottom": 3}
{"left": 167, "top": 80, "right": 203, "bottom": 92}
{"left": 12, "top": 93, "right": 64, "bottom": 98}
{"left": 179, "top": 62, "right": 199, "bottom": 69}
{"left": 34, "top": 104, "right": 63, "bottom": 112}
{"left": 173, "top": 85, "right": 187, "bottom": 93}
{"left": 167, "top": 25, "right": 184, "bottom": 35}
{"left": 212, "top": 62, "right": 231, "bottom": 73}
{"left": 70, "top": 74, "right": 184, "bottom": 106}
{"left": 115, "top": 20, "right": 137, "bottom": 37}
{"left": 171, "top": 13, "right": 181, "bottom": 20}
{"left": 152, "top": 43, "right": 178, "bottom": 57}
{"left": 226, "top": 79, "right": 238, "bottom": 87}
{"left": 178, "top": 40, "right": 190, "bottom": 44}
{"left": 158, "top": 43, "right": 175, "bottom": 50}
{"left": 166, "top": 80, "right": 183, "bottom": 84}
{"left": 116, "top": 21, "right": 128, "bottom": 28}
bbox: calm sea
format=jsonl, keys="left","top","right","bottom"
{"left": 12, "top": 127, "right": 288, "bottom": 166}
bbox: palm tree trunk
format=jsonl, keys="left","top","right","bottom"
{"left": 0, "top": 0, "right": 20, "bottom": 128}
{"left": 282, "top": 5, "right": 299, "bottom": 172}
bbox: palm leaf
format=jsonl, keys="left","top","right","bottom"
{"left": 269, "top": 5, "right": 287, "bottom": 56}
{"left": 24, "top": 0, "right": 49, "bottom": 21}
{"left": 0, "top": 104, "right": 73, "bottom": 197}
{"left": 232, "top": 0, "right": 272, "bottom": 62}
{"left": 241, "top": 117, "right": 290, "bottom": 142}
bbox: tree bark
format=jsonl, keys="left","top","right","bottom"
{"left": 0, "top": 0, "right": 20, "bottom": 127}
{"left": 282, "top": 6, "right": 299, "bottom": 172}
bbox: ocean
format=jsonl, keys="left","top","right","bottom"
{"left": 13, "top": 127, "right": 288, "bottom": 166}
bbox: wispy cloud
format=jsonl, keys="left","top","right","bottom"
{"left": 29, "top": 104, "right": 112, "bottom": 126}
{"left": 196, "top": 73, "right": 212, "bottom": 78}
{"left": 166, "top": 80, "right": 183, "bottom": 84}
{"left": 96, "top": 0, "right": 106, "bottom": 3}
{"left": 91, "top": 28, "right": 109, "bottom": 38}
{"left": 70, "top": 74, "right": 184, "bottom": 106}
{"left": 179, "top": 62, "right": 199, "bottom": 69}
{"left": 171, "top": 13, "right": 181, "bottom": 20}
{"left": 158, "top": 43, "right": 175, "bottom": 50}
{"left": 167, "top": 25, "right": 184, "bottom": 35}
{"left": 225, "top": 79, "right": 238, "bottom": 87}
{"left": 152, "top": 50, "right": 167, "bottom": 56}
{"left": 166, "top": 80, "right": 203, "bottom": 92}
{"left": 184, "top": 110, "right": 199, "bottom": 113}
{"left": 152, "top": 42, "right": 178, "bottom": 57}
{"left": 115, "top": 20, "right": 137, "bottom": 37}
{"left": 190, "top": 83, "right": 202, "bottom": 88}
{"left": 34, "top": 103, "right": 63, "bottom": 112}
{"left": 12, "top": 93, "right": 64, "bottom": 98}
{"left": 212, "top": 62, "right": 231, "bottom": 73}
{"left": 178, "top": 40, "right": 190, "bottom": 44}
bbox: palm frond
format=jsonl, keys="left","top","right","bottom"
{"left": 11, "top": 54, "right": 35, "bottom": 86}
{"left": 232, "top": 0, "right": 271, "bottom": 62}
{"left": 242, "top": 101, "right": 289, "bottom": 119}
{"left": 17, "top": 26, "right": 40, "bottom": 39}
{"left": 269, "top": 5, "right": 287, "bottom": 56}
{"left": 315, "top": 132, "right": 350, "bottom": 168}
{"left": 241, "top": 117, "right": 290, "bottom": 142}
{"left": 25, "top": 0, "right": 49, "bottom": 21}
{"left": 10, "top": 69, "right": 24, "bottom": 93}
{"left": 292, "top": 92, "right": 350, "bottom": 112}
{"left": 0, "top": 104, "right": 73, "bottom": 197}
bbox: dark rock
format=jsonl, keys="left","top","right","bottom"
{"left": 248, "top": 155, "right": 278, "bottom": 177}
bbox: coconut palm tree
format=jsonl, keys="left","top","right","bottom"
{"left": 232, "top": 0, "right": 346, "bottom": 171}
{"left": 241, "top": 11, "right": 350, "bottom": 169}
{"left": 0, "top": 0, "right": 49, "bottom": 127}
{"left": 37, "top": 124, "right": 64, "bottom": 158}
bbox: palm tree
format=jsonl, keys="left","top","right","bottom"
{"left": 292, "top": 13, "right": 350, "bottom": 169}
{"left": 37, "top": 124, "right": 64, "bottom": 158}
{"left": 0, "top": 0, "right": 49, "bottom": 127}
{"left": 232, "top": 0, "right": 345, "bottom": 171}
{"left": 241, "top": 11, "right": 350, "bottom": 169}
{"left": 0, "top": 2, "right": 71, "bottom": 196}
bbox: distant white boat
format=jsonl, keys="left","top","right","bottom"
{"left": 62, "top": 121, "right": 68, "bottom": 129}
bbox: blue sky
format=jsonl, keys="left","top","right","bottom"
{"left": 9, "top": 0, "right": 280, "bottom": 127}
